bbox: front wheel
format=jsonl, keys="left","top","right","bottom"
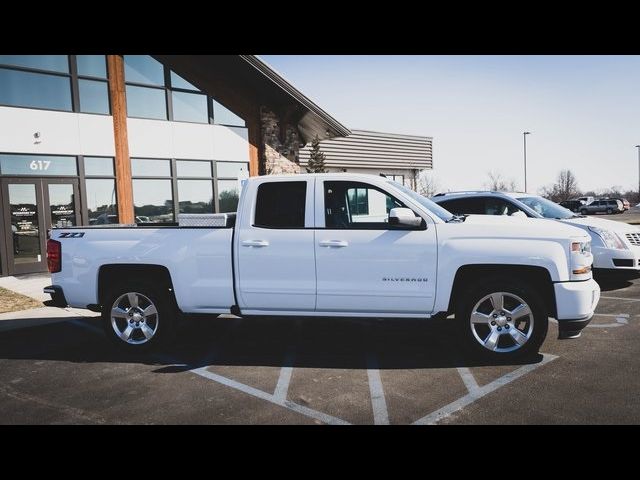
{"left": 606, "top": 208, "right": 613, "bottom": 214}
{"left": 580, "top": 209, "right": 588, "bottom": 215}
{"left": 102, "top": 283, "right": 176, "bottom": 351}
{"left": 456, "top": 278, "right": 548, "bottom": 361}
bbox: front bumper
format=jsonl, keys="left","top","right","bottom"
{"left": 554, "top": 278, "right": 600, "bottom": 339}
{"left": 593, "top": 245, "right": 640, "bottom": 270}
{"left": 43, "top": 285, "right": 68, "bottom": 308}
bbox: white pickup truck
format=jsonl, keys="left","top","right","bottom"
{"left": 44, "top": 173, "right": 600, "bottom": 360}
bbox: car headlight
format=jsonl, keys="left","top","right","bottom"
{"left": 588, "top": 227, "right": 628, "bottom": 250}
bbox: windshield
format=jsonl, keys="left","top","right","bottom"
{"left": 516, "top": 196, "right": 576, "bottom": 219}
{"left": 387, "top": 181, "right": 454, "bottom": 222}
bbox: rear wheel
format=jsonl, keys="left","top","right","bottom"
{"left": 606, "top": 208, "right": 613, "bottom": 214}
{"left": 456, "top": 278, "right": 548, "bottom": 361}
{"left": 580, "top": 209, "right": 588, "bottom": 215}
{"left": 102, "top": 283, "right": 175, "bottom": 351}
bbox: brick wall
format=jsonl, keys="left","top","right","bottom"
{"left": 260, "top": 107, "right": 300, "bottom": 175}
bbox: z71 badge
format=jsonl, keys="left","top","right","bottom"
{"left": 58, "top": 232, "right": 85, "bottom": 238}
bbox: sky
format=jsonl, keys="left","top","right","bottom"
{"left": 262, "top": 55, "right": 640, "bottom": 194}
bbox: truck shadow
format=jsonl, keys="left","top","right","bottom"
{"left": 0, "top": 314, "right": 544, "bottom": 371}
{"left": 593, "top": 270, "right": 640, "bottom": 291}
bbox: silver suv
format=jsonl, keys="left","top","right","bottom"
{"left": 579, "top": 199, "right": 623, "bottom": 215}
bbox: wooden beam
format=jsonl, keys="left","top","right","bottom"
{"left": 107, "top": 55, "right": 134, "bottom": 224}
{"left": 247, "top": 114, "right": 260, "bottom": 177}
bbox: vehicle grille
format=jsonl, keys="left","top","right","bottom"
{"left": 625, "top": 233, "right": 640, "bottom": 246}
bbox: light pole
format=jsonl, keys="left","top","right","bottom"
{"left": 636, "top": 145, "right": 640, "bottom": 204}
{"left": 523, "top": 131, "right": 531, "bottom": 192}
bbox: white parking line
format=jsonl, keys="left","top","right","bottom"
{"left": 412, "top": 353, "right": 558, "bottom": 425}
{"left": 190, "top": 364, "right": 350, "bottom": 425}
{"left": 600, "top": 296, "right": 640, "bottom": 302}
{"left": 457, "top": 367, "right": 480, "bottom": 394}
{"left": 273, "top": 351, "right": 295, "bottom": 403}
{"left": 366, "top": 354, "right": 390, "bottom": 425}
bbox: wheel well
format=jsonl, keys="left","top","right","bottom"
{"left": 448, "top": 264, "right": 556, "bottom": 318}
{"left": 97, "top": 264, "right": 178, "bottom": 310}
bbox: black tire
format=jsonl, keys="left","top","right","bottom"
{"left": 455, "top": 277, "right": 548, "bottom": 361}
{"left": 606, "top": 208, "right": 613, "bottom": 214}
{"left": 580, "top": 209, "right": 588, "bottom": 215}
{"left": 101, "top": 281, "right": 176, "bottom": 352}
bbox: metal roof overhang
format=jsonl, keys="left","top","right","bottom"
{"left": 152, "top": 55, "right": 350, "bottom": 144}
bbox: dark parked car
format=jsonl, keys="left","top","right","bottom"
{"left": 579, "top": 199, "right": 624, "bottom": 215}
{"left": 559, "top": 200, "right": 584, "bottom": 212}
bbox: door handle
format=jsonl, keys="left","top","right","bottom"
{"left": 319, "top": 240, "right": 349, "bottom": 248}
{"left": 242, "top": 240, "right": 269, "bottom": 247}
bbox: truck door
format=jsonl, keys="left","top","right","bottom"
{"left": 236, "top": 179, "right": 316, "bottom": 312}
{"left": 314, "top": 179, "right": 437, "bottom": 314}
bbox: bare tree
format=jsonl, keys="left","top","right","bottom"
{"left": 417, "top": 171, "right": 441, "bottom": 197}
{"left": 539, "top": 169, "right": 581, "bottom": 202}
{"left": 484, "top": 171, "right": 517, "bottom": 191}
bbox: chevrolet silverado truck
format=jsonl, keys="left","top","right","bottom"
{"left": 44, "top": 173, "right": 600, "bottom": 360}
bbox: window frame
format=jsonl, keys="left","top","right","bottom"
{"left": 323, "top": 180, "right": 422, "bottom": 231}
{"left": 0, "top": 55, "right": 110, "bottom": 116}
{"left": 253, "top": 181, "right": 309, "bottom": 229}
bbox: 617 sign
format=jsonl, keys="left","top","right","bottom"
{"left": 30, "top": 160, "right": 51, "bottom": 171}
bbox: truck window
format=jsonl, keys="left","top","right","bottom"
{"left": 254, "top": 181, "right": 306, "bottom": 228}
{"left": 324, "top": 181, "right": 405, "bottom": 229}
{"left": 439, "top": 197, "right": 486, "bottom": 215}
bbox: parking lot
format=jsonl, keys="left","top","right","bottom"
{"left": 0, "top": 271, "right": 639, "bottom": 425}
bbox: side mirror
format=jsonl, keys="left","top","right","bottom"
{"left": 389, "top": 208, "right": 423, "bottom": 228}
{"left": 510, "top": 211, "right": 527, "bottom": 219}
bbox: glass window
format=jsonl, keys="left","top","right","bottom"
{"left": 132, "top": 179, "right": 174, "bottom": 223}
{"left": 0, "top": 55, "right": 68, "bottom": 73}
{"left": 0, "top": 68, "right": 72, "bottom": 111}
{"left": 131, "top": 158, "right": 170, "bottom": 177}
{"left": 254, "top": 182, "right": 306, "bottom": 228}
{"left": 84, "top": 157, "right": 114, "bottom": 176}
{"left": 436, "top": 197, "right": 486, "bottom": 216}
{"left": 78, "top": 79, "right": 109, "bottom": 114}
{"left": 212, "top": 99, "right": 245, "bottom": 127}
{"left": 8, "top": 184, "right": 41, "bottom": 264}
{"left": 125, "top": 85, "right": 166, "bottom": 119}
{"left": 170, "top": 71, "right": 198, "bottom": 90}
{"left": 172, "top": 91, "right": 208, "bottom": 123}
{"left": 217, "top": 162, "right": 249, "bottom": 178}
{"left": 0, "top": 154, "right": 77, "bottom": 176}
{"left": 218, "top": 179, "right": 240, "bottom": 213}
{"left": 85, "top": 179, "right": 118, "bottom": 225}
{"left": 48, "top": 184, "right": 77, "bottom": 228}
{"left": 325, "top": 181, "right": 406, "bottom": 229}
{"left": 347, "top": 188, "right": 369, "bottom": 215}
{"left": 176, "top": 160, "right": 211, "bottom": 177}
{"left": 124, "top": 55, "right": 164, "bottom": 86}
{"left": 178, "top": 180, "right": 213, "bottom": 214}
{"left": 76, "top": 55, "right": 107, "bottom": 78}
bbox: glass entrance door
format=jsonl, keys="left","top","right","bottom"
{"left": 1, "top": 178, "right": 80, "bottom": 275}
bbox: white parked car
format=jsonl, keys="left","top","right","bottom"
{"left": 433, "top": 191, "right": 640, "bottom": 272}
{"left": 43, "top": 174, "right": 599, "bottom": 360}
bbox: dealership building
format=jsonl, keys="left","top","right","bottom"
{"left": 0, "top": 55, "right": 432, "bottom": 277}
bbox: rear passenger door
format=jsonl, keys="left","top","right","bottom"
{"left": 236, "top": 179, "right": 316, "bottom": 312}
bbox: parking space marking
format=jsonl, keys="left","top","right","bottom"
{"left": 412, "top": 353, "right": 558, "bottom": 425}
{"left": 457, "top": 367, "right": 480, "bottom": 394}
{"left": 366, "top": 354, "right": 389, "bottom": 425}
{"left": 190, "top": 364, "right": 350, "bottom": 425}
{"left": 600, "top": 296, "right": 640, "bottom": 302}
{"left": 273, "top": 351, "right": 295, "bottom": 403}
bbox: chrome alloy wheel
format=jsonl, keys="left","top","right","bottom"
{"left": 110, "top": 292, "right": 159, "bottom": 345}
{"left": 469, "top": 292, "right": 534, "bottom": 353}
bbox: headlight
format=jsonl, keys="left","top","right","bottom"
{"left": 588, "top": 227, "right": 628, "bottom": 250}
